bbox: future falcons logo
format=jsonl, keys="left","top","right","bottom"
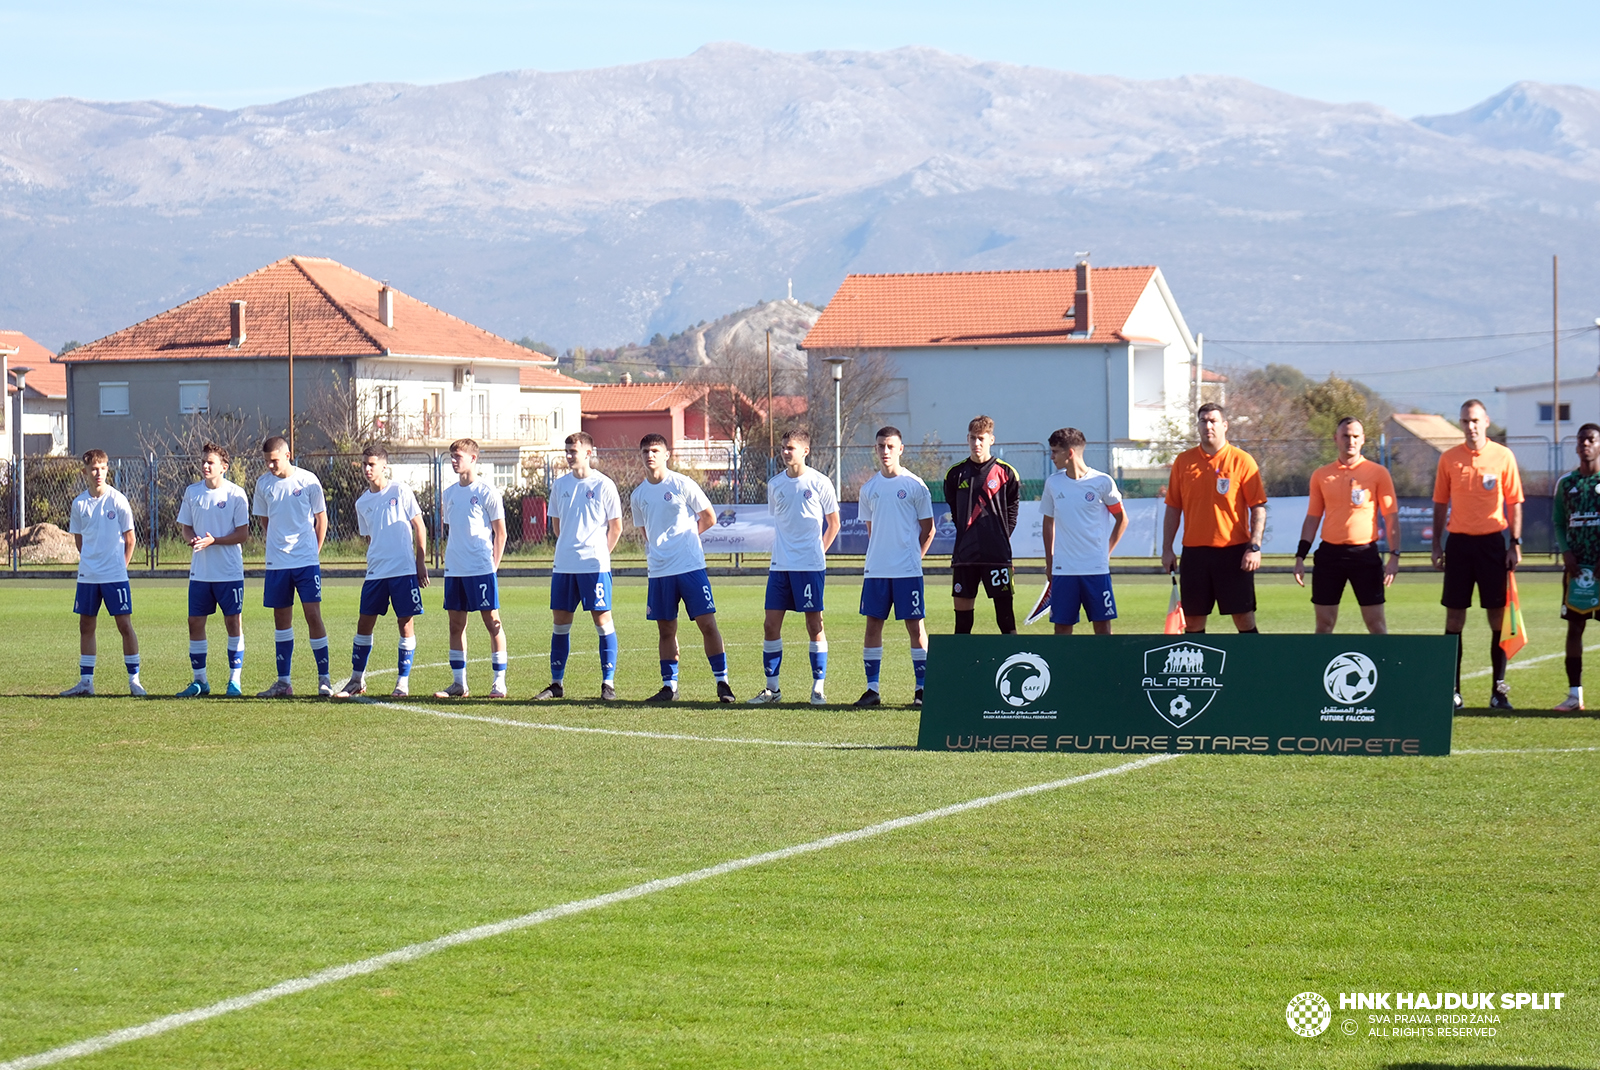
{"left": 1142, "top": 641, "right": 1226, "bottom": 728}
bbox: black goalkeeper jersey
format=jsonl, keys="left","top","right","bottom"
{"left": 944, "top": 457, "right": 1021, "bottom": 565}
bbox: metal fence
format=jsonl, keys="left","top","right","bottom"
{"left": 2, "top": 436, "right": 1572, "bottom": 570}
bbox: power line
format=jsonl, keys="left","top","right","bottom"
{"left": 1208, "top": 327, "right": 1595, "bottom": 346}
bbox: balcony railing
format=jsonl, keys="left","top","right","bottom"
{"left": 370, "top": 411, "right": 555, "bottom": 445}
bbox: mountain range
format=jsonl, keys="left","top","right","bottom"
{"left": 4, "top": 43, "right": 1600, "bottom": 410}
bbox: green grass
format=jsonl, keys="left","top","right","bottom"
{"left": 1, "top": 574, "right": 1597, "bottom": 1068}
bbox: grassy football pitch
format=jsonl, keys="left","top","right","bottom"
{"left": 1, "top": 571, "right": 1597, "bottom": 1068}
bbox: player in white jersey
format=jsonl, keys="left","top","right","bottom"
{"left": 748, "top": 429, "right": 840, "bottom": 705}
{"left": 251, "top": 436, "right": 330, "bottom": 697}
{"left": 629, "top": 433, "right": 736, "bottom": 703}
{"left": 333, "top": 445, "right": 430, "bottom": 699}
{"left": 1040, "top": 427, "right": 1128, "bottom": 634}
{"left": 174, "top": 443, "right": 251, "bottom": 696}
{"left": 60, "top": 448, "right": 143, "bottom": 697}
{"left": 538, "top": 431, "right": 622, "bottom": 702}
{"left": 856, "top": 427, "right": 936, "bottom": 708}
{"left": 433, "top": 438, "right": 509, "bottom": 699}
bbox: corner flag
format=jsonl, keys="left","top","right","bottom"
{"left": 1501, "top": 572, "right": 1527, "bottom": 658}
{"left": 1164, "top": 574, "right": 1186, "bottom": 635}
{"left": 1024, "top": 581, "right": 1053, "bottom": 627}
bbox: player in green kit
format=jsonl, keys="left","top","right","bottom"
{"left": 1554, "top": 422, "right": 1600, "bottom": 711}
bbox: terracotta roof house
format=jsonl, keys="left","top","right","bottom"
{"left": 2, "top": 330, "right": 69, "bottom": 457}
{"left": 580, "top": 380, "right": 764, "bottom": 460}
{"left": 802, "top": 263, "right": 1201, "bottom": 458}
{"left": 56, "top": 257, "right": 588, "bottom": 473}
{"left": 1384, "top": 413, "right": 1465, "bottom": 495}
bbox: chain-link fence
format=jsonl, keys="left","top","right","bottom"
{"left": 2, "top": 436, "right": 1571, "bottom": 570}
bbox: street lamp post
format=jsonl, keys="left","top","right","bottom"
{"left": 12, "top": 365, "right": 29, "bottom": 541}
{"left": 821, "top": 355, "right": 851, "bottom": 496}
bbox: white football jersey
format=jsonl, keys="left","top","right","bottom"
{"left": 252, "top": 466, "right": 326, "bottom": 570}
{"left": 1040, "top": 467, "right": 1124, "bottom": 575}
{"left": 860, "top": 470, "right": 934, "bottom": 579}
{"left": 551, "top": 470, "right": 622, "bottom": 573}
{"left": 629, "top": 471, "right": 713, "bottom": 578}
{"left": 442, "top": 479, "right": 504, "bottom": 577}
{"left": 69, "top": 487, "right": 135, "bottom": 584}
{"left": 768, "top": 467, "right": 838, "bottom": 572}
{"left": 177, "top": 480, "right": 251, "bottom": 582}
{"left": 355, "top": 480, "right": 423, "bottom": 580}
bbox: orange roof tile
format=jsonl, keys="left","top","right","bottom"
{"left": 580, "top": 382, "right": 712, "bottom": 414}
{"left": 801, "top": 267, "right": 1158, "bottom": 350}
{"left": 1, "top": 331, "right": 66, "bottom": 397}
{"left": 59, "top": 257, "right": 586, "bottom": 391}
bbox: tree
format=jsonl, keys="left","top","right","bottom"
{"left": 303, "top": 367, "right": 388, "bottom": 453}
{"left": 514, "top": 337, "right": 556, "bottom": 357}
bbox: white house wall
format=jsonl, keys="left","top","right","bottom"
{"left": 1498, "top": 376, "right": 1600, "bottom": 474}
{"left": 355, "top": 359, "right": 583, "bottom": 447}
{"left": 1119, "top": 277, "right": 1197, "bottom": 434}
{"left": 884, "top": 343, "right": 1129, "bottom": 450}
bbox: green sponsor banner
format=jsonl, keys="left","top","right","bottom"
{"left": 918, "top": 634, "right": 1455, "bottom": 756}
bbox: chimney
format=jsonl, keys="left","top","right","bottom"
{"left": 229, "top": 300, "right": 247, "bottom": 347}
{"left": 1073, "top": 261, "right": 1093, "bottom": 338}
{"left": 620, "top": 372, "right": 633, "bottom": 385}
{"left": 378, "top": 283, "right": 394, "bottom": 329}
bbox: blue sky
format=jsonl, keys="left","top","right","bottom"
{"left": 2, "top": 0, "right": 1597, "bottom": 116}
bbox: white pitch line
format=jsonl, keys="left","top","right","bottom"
{"left": 367, "top": 698, "right": 881, "bottom": 750}
{"left": 1462, "top": 641, "right": 1600, "bottom": 680}
{"left": 1452, "top": 745, "right": 1600, "bottom": 754}
{"left": 0, "top": 754, "right": 1177, "bottom": 1070}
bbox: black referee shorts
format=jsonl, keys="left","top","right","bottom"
{"left": 1311, "top": 543, "right": 1386, "bottom": 607}
{"left": 1178, "top": 543, "right": 1256, "bottom": 617}
{"left": 1441, "top": 531, "right": 1509, "bottom": 610}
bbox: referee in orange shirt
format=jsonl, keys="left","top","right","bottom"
{"left": 1293, "top": 417, "right": 1400, "bottom": 633}
{"left": 1433, "top": 398, "right": 1524, "bottom": 710}
{"left": 1161, "top": 403, "right": 1268, "bottom": 633}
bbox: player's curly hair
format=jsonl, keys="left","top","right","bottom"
{"left": 81, "top": 448, "right": 108, "bottom": 466}
{"left": 967, "top": 415, "right": 994, "bottom": 435}
{"left": 200, "top": 442, "right": 230, "bottom": 466}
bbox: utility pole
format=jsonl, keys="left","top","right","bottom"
{"left": 287, "top": 292, "right": 296, "bottom": 456}
{"left": 1553, "top": 255, "right": 1561, "bottom": 474}
{"left": 766, "top": 328, "right": 774, "bottom": 464}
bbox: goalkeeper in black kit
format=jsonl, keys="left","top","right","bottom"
{"left": 945, "top": 414, "right": 1022, "bottom": 634}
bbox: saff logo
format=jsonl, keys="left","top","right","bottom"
{"left": 663, "top": 491, "right": 673, "bottom": 501}
{"left": 1084, "top": 491, "right": 1096, "bottom": 502}
{"left": 1323, "top": 652, "right": 1378, "bottom": 704}
{"left": 216, "top": 500, "right": 227, "bottom": 508}
{"left": 995, "top": 652, "right": 1051, "bottom": 707}
{"left": 803, "top": 489, "right": 813, "bottom": 500}
{"left": 987, "top": 474, "right": 1000, "bottom": 491}
{"left": 897, "top": 489, "right": 907, "bottom": 499}
{"left": 1142, "top": 642, "right": 1226, "bottom": 727}
{"left": 292, "top": 488, "right": 303, "bottom": 496}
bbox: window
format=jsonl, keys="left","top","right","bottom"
{"left": 99, "top": 382, "right": 129, "bottom": 416}
{"left": 179, "top": 380, "right": 210, "bottom": 414}
{"left": 551, "top": 407, "right": 563, "bottom": 432}
{"left": 1539, "top": 402, "right": 1572, "bottom": 423}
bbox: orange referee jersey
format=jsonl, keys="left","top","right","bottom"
{"left": 1165, "top": 444, "right": 1267, "bottom": 548}
{"left": 1307, "top": 458, "right": 1397, "bottom": 545}
{"left": 1432, "top": 440, "right": 1524, "bottom": 535}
